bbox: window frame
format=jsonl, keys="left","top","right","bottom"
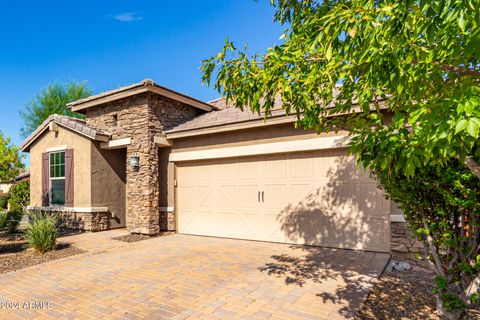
{"left": 49, "top": 151, "right": 66, "bottom": 206}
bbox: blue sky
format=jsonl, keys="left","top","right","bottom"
{"left": 0, "top": 1, "right": 283, "bottom": 155}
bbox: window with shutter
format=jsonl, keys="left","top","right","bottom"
{"left": 49, "top": 152, "right": 65, "bottom": 205}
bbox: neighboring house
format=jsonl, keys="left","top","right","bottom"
{"left": 20, "top": 79, "right": 413, "bottom": 253}
{"left": 0, "top": 172, "right": 30, "bottom": 194}
{"left": 12, "top": 171, "right": 30, "bottom": 183}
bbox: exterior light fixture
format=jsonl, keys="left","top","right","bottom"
{"left": 129, "top": 155, "right": 140, "bottom": 168}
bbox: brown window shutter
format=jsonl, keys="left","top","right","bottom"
{"left": 41, "top": 153, "right": 49, "bottom": 206}
{"left": 65, "top": 149, "right": 74, "bottom": 207}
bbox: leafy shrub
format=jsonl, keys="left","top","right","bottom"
{"left": 25, "top": 211, "right": 59, "bottom": 253}
{"left": 370, "top": 156, "right": 480, "bottom": 318}
{"left": 8, "top": 180, "right": 29, "bottom": 211}
{"left": 0, "top": 211, "right": 7, "bottom": 230}
{"left": 5, "top": 210, "right": 23, "bottom": 233}
{"left": 0, "top": 193, "right": 10, "bottom": 209}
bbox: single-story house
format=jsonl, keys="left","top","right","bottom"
{"left": 20, "top": 79, "right": 414, "bottom": 253}
{"left": 0, "top": 172, "right": 30, "bottom": 194}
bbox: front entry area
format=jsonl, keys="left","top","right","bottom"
{"left": 176, "top": 148, "right": 390, "bottom": 252}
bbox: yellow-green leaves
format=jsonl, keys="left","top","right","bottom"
{"left": 466, "top": 118, "right": 480, "bottom": 138}
{"left": 458, "top": 11, "right": 467, "bottom": 33}
{"left": 325, "top": 42, "right": 332, "bottom": 61}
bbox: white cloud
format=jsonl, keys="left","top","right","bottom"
{"left": 112, "top": 12, "right": 143, "bottom": 22}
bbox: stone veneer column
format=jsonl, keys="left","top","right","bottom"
{"left": 126, "top": 143, "right": 160, "bottom": 234}
{"left": 85, "top": 92, "right": 202, "bottom": 234}
{"left": 123, "top": 99, "right": 160, "bottom": 234}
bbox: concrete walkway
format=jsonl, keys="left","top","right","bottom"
{"left": 0, "top": 230, "right": 389, "bottom": 319}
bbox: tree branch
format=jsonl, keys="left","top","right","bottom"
{"left": 424, "top": 222, "right": 446, "bottom": 277}
{"left": 463, "top": 157, "right": 480, "bottom": 180}
{"left": 439, "top": 64, "right": 480, "bottom": 78}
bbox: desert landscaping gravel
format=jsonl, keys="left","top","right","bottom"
{"left": 0, "top": 232, "right": 85, "bottom": 274}
{"left": 358, "top": 260, "right": 480, "bottom": 320}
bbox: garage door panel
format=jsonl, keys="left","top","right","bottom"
{"left": 238, "top": 158, "right": 260, "bottom": 180}
{"left": 197, "top": 186, "right": 214, "bottom": 208}
{"left": 276, "top": 211, "right": 326, "bottom": 245}
{"left": 177, "top": 186, "right": 197, "bottom": 209}
{"left": 176, "top": 164, "right": 196, "bottom": 183}
{"left": 323, "top": 218, "right": 358, "bottom": 249}
{"left": 265, "top": 154, "right": 288, "bottom": 179}
{"left": 322, "top": 183, "right": 356, "bottom": 217}
{"left": 177, "top": 209, "right": 195, "bottom": 232}
{"left": 357, "top": 218, "right": 389, "bottom": 251}
{"left": 288, "top": 183, "right": 313, "bottom": 207}
{"left": 263, "top": 184, "right": 287, "bottom": 209}
{"left": 177, "top": 148, "right": 390, "bottom": 252}
{"left": 179, "top": 210, "right": 217, "bottom": 235}
{"left": 238, "top": 185, "right": 259, "bottom": 208}
{"left": 217, "top": 159, "right": 238, "bottom": 181}
{"left": 355, "top": 183, "right": 390, "bottom": 214}
{"left": 218, "top": 185, "right": 237, "bottom": 208}
{"left": 289, "top": 152, "right": 314, "bottom": 178}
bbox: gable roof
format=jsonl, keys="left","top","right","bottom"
{"left": 67, "top": 79, "right": 214, "bottom": 113}
{"left": 20, "top": 114, "right": 111, "bottom": 152}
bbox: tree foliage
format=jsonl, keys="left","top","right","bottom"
{"left": 202, "top": 0, "right": 480, "bottom": 177}
{"left": 8, "top": 180, "right": 30, "bottom": 212}
{"left": 19, "top": 81, "right": 92, "bottom": 138}
{"left": 0, "top": 131, "right": 24, "bottom": 183}
{"left": 370, "top": 146, "right": 480, "bottom": 317}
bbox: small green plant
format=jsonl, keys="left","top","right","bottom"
{"left": 8, "top": 180, "right": 29, "bottom": 211}
{"left": 5, "top": 210, "right": 23, "bottom": 233}
{"left": 0, "top": 210, "right": 7, "bottom": 230}
{"left": 25, "top": 211, "right": 59, "bottom": 253}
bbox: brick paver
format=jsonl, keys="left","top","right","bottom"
{"left": 0, "top": 231, "right": 389, "bottom": 319}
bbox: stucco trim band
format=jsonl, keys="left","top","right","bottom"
{"left": 100, "top": 137, "right": 132, "bottom": 149}
{"left": 169, "top": 135, "right": 350, "bottom": 162}
{"left": 27, "top": 206, "right": 109, "bottom": 213}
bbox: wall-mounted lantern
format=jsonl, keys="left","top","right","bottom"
{"left": 129, "top": 155, "right": 140, "bottom": 169}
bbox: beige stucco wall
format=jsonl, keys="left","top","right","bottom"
{"left": 171, "top": 122, "right": 347, "bottom": 153}
{"left": 90, "top": 143, "right": 127, "bottom": 228}
{"left": 29, "top": 127, "right": 92, "bottom": 207}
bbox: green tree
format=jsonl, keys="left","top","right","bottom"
{"left": 0, "top": 131, "right": 24, "bottom": 183}
{"left": 201, "top": 1, "right": 480, "bottom": 318}
{"left": 19, "top": 81, "right": 92, "bottom": 138}
{"left": 202, "top": 0, "right": 480, "bottom": 177}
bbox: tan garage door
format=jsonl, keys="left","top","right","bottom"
{"left": 176, "top": 149, "right": 390, "bottom": 252}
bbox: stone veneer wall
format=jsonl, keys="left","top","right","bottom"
{"left": 29, "top": 209, "right": 110, "bottom": 232}
{"left": 59, "top": 211, "right": 110, "bottom": 232}
{"left": 391, "top": 221, "right": 423, "bottom": 254}
{"left": 160, "top": 211, "right": 175, "bottom": 231}
{"left": 85, "top": 93, "right": 202, "bottom": 234}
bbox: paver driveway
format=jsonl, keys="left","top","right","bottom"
{"left": 0, "top": 230, "right": 389, "bottom": 320}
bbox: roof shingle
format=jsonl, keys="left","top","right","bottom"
{"left": 165, "top": 96, "right": 286, "bottom": 134}
{"left": 20, "top": 114, "right": 111, "bottom": 151}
